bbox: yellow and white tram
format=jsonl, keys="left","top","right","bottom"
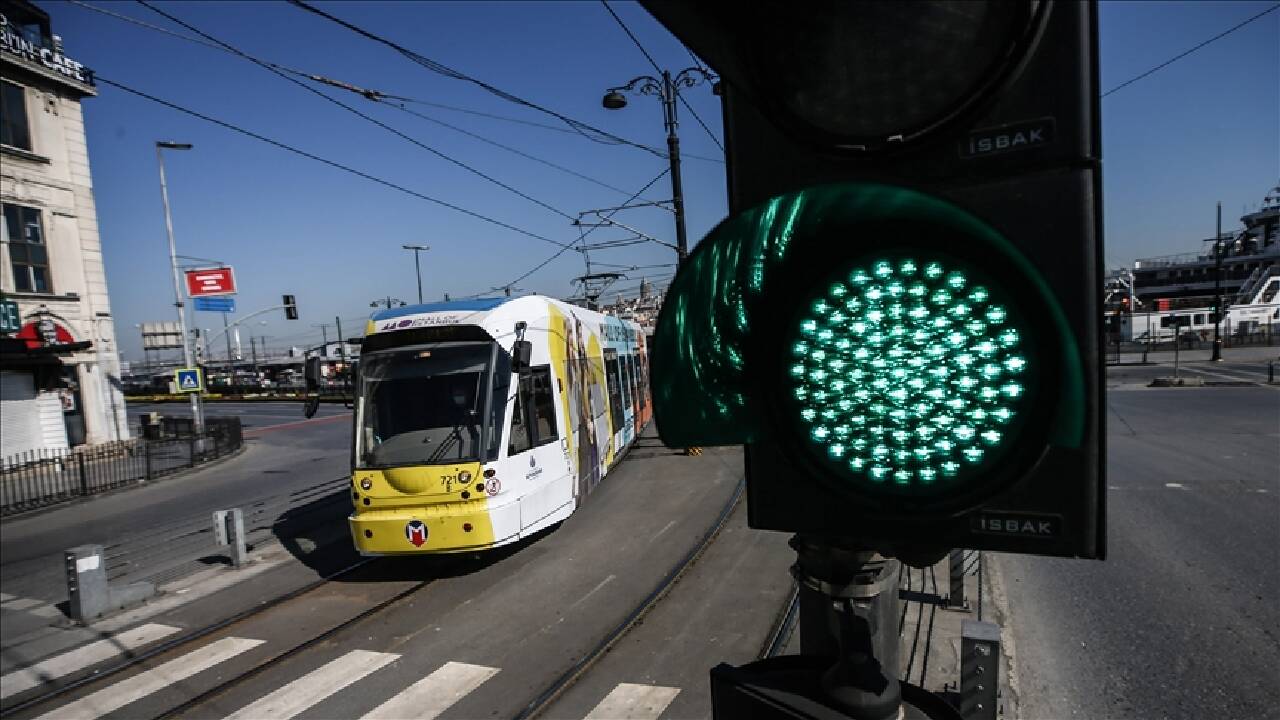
{"left": 348, "top": 296, "right": 651, "bottom": 555}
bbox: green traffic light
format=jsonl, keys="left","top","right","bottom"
{"left": 790, "top": 258, "right": 1028, "bottom": 490}
{"left": 651, "top": 182, "right": 1084, "bottom": 503}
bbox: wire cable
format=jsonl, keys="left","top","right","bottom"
{"left": 137, "top": 1, "right": 579, "bottom": 225}
{"left": 601, "top": 0, "right": 724, "bottom": 153}
{"left": 70, "top": 1, "right": 677, "bottom": 194}
{"left": 379, "top": 99, "right": 644, "bottom": 198}
{"left": 463, "top": 168, "right": 671, "bottom": 298}
{"left": 287, "top": 0, "right": 666, "bottom": 157}
{"left": 68, "top": 0, "right": 721, "bottom": 164}
{"left": 95, "top": 75, "right": 571, "bottom": 250}
{"left": 1102, "top": 3, "right": 1280, "bottom": 98}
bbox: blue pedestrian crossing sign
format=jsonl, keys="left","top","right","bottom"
{"left": 175, "top": 368, "right": 204, "bottom": 393}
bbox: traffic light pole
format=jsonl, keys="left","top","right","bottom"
{"left": 792, "top": 538, "right": 902, "bottom": 719}
{"left": 711, "top": 536, "right": 957, "bottom": 720}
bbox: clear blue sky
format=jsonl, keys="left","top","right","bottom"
{"left": 37, "top": 1, "right": 1279, "bottom": 361}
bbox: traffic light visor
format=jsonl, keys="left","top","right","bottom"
{"left": 653, "top": 184, "right": 1084, "bottom": 503}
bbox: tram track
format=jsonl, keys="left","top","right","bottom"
{"left": 5, "top": 442, "right": 748, "bottom": 720}
{"left": 0, "top": 556, "right": 380, "bottom": 718}
{"left": 514, "top": 478, "right": 745, "bottom": 720}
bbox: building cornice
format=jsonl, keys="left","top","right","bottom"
{"left": 0, "top": 52, "right": 95, "bottom": 97}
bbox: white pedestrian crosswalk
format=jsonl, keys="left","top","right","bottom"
{"left": 361, "top": 661, "right": 499, "bottom": 720}
{"left": 0, "top": 593, "right": 63, "bottom": 619}
{"left": 585, "top": 683, "right": 682, "bottom": 720}
{"left": 34, "top": 636, "right": 264, "bottom": 720}
{"left": 19, "top": 629, "right": 684, "bottom": 720}
{"left": 0, "top": 623, "right": 182, "bottom": 700}
{"left": 225, "top": 649, "right": 399, "bottom": 720}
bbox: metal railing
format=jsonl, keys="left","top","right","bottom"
{"left": 0, "top": 417, "right": 242, "bottom": 517}
{"left": 125, "top": 385, "right": 352, "bottom": 401}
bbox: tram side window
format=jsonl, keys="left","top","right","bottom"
{"left": 604, "top": 355, "right": 624, "bottom": 428}
{"left": 508, "top": 385, "right": 531, "bottom": 455}
{"left": 633, "top": 352, "right": 646, "bottom": 410}
{"left": 529, "top": 366, "right": 558, "bottom": 445}
{"left": 507, "top": 365, "right": 558, "bottom": 456}
{"left": 622, "top": 354, "right": 636, "bottom": 412}
{"left": 618, "top": 354, "right": 631, "bottom": 413}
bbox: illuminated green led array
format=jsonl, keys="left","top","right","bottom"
{"left": 791, "top": 258, "right": 1029, "bottom": 489}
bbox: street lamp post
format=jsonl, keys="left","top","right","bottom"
{"left": 1211, "top": 201, "right": 1225, "bottom": 362}
{"left": 603, "top": 68, "right": 718, "bottom": 264}
{"left": 156, "top": 141, "right": 204, "bottom": 437}
{"left": 402, "top": 245, "right": 429, "bottom": 304}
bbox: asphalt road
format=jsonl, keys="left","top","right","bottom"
{"left": 4, "top": 430, "right": 789, "bottom": 720}
{"left": 0, "top": 402, "right": 352, "bottom": 610}
{"left": 993, "top": 383, "right": 1280, "bottom": 719}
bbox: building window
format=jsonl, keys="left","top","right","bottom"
{"left": 3, "top": 204, "right": 51, "bottom": 293}
{"left": 1, "top": 81, "right": 32, "bottom": 151}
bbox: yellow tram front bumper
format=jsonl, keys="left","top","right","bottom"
{"left": 349, "top": 501, "right": 506, "bottom": 554}
{"left": 349, "top": 462, "right": 515, "bottom": 554}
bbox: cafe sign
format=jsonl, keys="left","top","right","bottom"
{"left": 0, "top": 13, "right": 94, "bottom": 87}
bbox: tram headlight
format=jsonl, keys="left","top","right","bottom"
{"left": 359, "top": 478, "right": 373, "bottom": 491}
{"left": 459, "top": 471, "right": 473, "bottom": 484}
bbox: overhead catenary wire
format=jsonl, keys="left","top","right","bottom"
{"left": 66, "top": 0, "right": 722, "bottom": 165}
{"left": 96, "top": 76, "right": 573, "bottom": 250}
{"left": 1102, "top": 2, "right": 1280, "bottom": 98}
{"left": 287, "top": 0, "right": 666, "bottom": 157}
{"left": 137, "top": 1, "right": 579, "bottom": 225}
{"left": 462, "top": 168, "right": 671, "bottom": 299}
{"left": 380, "top": 100, "right": 645, "bottom": 198}
{"left": 74, "top": 0, "right": 659, "bottom": 197}
{"left": 601, "top": 0, "right": 725, "bottom": 153}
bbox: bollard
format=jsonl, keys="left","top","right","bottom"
{"left": 947, "top": 548, "right": 968, "bottom": 610}
{"left": 66, "top": 544, "right": 109, "bottom": 623}
{"left": 213, "top": 508, "right": 248, "bottom": 567}
{"left": 960, "top": 620, "right": 1001, "bottom": 720}
{"left": 64, "top": 545, "right": 154, "bottom": 624}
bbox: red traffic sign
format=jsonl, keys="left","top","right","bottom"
{"left": 185, "top": 267, "right": 237, "bottom": 297}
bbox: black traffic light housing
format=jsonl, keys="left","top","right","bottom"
{"left": 646, "top": 1, "right": 1104, "bottom": 560}
{"left": 283, "top": 294, "right": 298, "bottom": 320}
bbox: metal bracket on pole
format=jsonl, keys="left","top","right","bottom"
{"left": 959, "top": 620, "right": 1000, "bottom": 720}
{"left": 947, "top": 549, "right": 968, "bottom": 610}
{"left": 213, "top": 508, "right": 248, "bottom": 567}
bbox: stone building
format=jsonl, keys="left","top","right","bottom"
{"left": 1, "top": 0, "right": 129, "bottom": 457}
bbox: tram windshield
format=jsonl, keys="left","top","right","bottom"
{"left": 356, "top": 341, "right": 509, "bottom": 468}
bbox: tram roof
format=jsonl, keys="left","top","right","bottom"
{"left": 370, "top": 298, "right": 509, "bottom": 322}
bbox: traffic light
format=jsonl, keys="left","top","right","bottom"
{"left": 283, "top": 294, "right": 298, "bottom": 320}
{"left": 647, "top": 1, "right": 1104, "bottom": 561}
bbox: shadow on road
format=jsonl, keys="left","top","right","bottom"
{"left": 268, "top": 489, "right": 561, "bottom": 582}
